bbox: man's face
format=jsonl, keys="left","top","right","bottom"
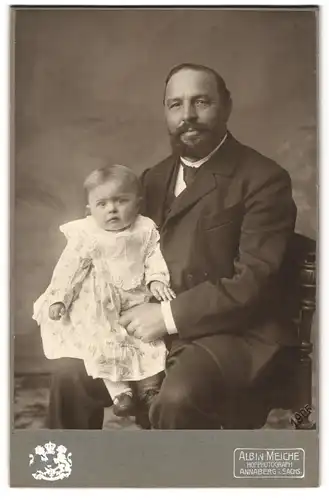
{"left": 164, "top": 68, "right": 230, "bottom": 159}
{"left": 88, "top": 179, "right": 140, "bottom": 232}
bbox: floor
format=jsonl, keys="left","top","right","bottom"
{"left": 13, "top": 375, "right": 138, "bottom": 430}
{"left": 13, "top": 374, "right": 302, "bottom": 430}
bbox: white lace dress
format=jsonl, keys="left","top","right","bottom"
{"left": 33, "top": 215, "right": 169, "bottom": 382}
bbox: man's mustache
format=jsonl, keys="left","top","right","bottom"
{"left": 173, "top": 122, "right": 210, "bottom": 137}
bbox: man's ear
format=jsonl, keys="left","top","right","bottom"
{"left": 85, "top": 205, "right": 91, "bottom": 216}
{"left": 225, "top": 97, "right": 233, "bottom": 123}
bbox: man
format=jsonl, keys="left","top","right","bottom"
{"left": 48, "top": 63, "right": 297, "bottom": 429}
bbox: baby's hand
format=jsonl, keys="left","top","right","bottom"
{"left": 49, "top": 302, "right": 66, "bottom": 321}
{"left": 150, "top": 281, "right": 176, "bottom": 302}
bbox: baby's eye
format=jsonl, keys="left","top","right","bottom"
{"left": 97, "top": 201, "right": 106, "bottom": 208}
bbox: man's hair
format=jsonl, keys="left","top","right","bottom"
{"left": 163, "top": 63, "right": 231, "bottom": 107}
{"left": 83, "top": 164, "right": 142, "bottom": 200}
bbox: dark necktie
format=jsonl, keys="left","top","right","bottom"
{"left": 182, "top": 162, "right": 198, "bottom": 187}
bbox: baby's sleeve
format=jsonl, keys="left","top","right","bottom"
{"left": 46, "top": 221, "right": 93, "bottom": 310}
{"left": 144, "top": 222, "right": 171, "bottom": 287}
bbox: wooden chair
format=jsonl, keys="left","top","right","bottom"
{"left": 283, "top": 233, "right": 316, "bottom": 428}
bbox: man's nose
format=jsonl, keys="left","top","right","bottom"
{"left": 182, "top": 101, "right": 197, "bottom": 121}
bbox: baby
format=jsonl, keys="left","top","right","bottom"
{"left": 33, "top": 164, "right": 175, "bottom": 418}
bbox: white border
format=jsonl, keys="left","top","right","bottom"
{"left": 1, "top": 1, "right": 327, "bottom": 499}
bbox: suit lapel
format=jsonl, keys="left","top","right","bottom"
{"left": 163, "top": 133, "right": 241, "bottom": 226}
{"left": 164, "top": 168, "right": 217, "bottom": 223}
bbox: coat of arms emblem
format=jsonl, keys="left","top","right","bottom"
{"left": 29, "top": 441, "right": 72, "bottom": 481}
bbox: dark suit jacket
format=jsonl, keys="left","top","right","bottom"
{"left": 141, "top": 133, "right": 297, "bottom": 369}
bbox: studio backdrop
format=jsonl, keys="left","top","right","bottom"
{"left": 13, "top": 8, "right": 317, "bottom": 372}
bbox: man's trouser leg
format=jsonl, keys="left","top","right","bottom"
{"left": 149, "top": 335, "right": 277, "bottom": 430}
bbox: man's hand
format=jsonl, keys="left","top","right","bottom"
{"left": 118, "top": 303, "right": 167, "bottom": 343}
{"left": 49, "top": 302, "right": 66, "bottom": 321}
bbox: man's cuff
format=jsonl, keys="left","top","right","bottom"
{"left": 160, "top": 300, "right": 178, "bottom": 335}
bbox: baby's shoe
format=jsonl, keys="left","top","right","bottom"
{"left": 112, "top": 391, "right": 135, "bottom": 417}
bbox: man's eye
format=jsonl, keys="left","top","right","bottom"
{"left": 195, "top": 99, "right": 209, "bottom": 106}
{"left": 169, "top": 102, "right": 181, "bottom": 109}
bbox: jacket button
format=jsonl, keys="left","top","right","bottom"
{"left": 187, "top": 273, "right": 193, "bottom": 280}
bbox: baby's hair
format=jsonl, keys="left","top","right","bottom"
{"left": 83, "top": 164, "right": 142, "bottom": 201}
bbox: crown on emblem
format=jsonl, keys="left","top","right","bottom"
{"left": 44, "top": 442, "right": 56, "bottom": 454}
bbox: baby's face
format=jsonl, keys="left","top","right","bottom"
{"left": 87, "top": 179, "right": 140, "bottom": 231}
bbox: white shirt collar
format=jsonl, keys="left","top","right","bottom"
{"left": 180, "top": 132, "right": 228, "bottom": 169}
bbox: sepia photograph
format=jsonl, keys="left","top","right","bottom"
{"left": 10, "top": 4, "right": 319, "bottom": 487}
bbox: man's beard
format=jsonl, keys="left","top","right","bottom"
{"left": 169, "top": 122, "right": 224, "bottom": 160}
